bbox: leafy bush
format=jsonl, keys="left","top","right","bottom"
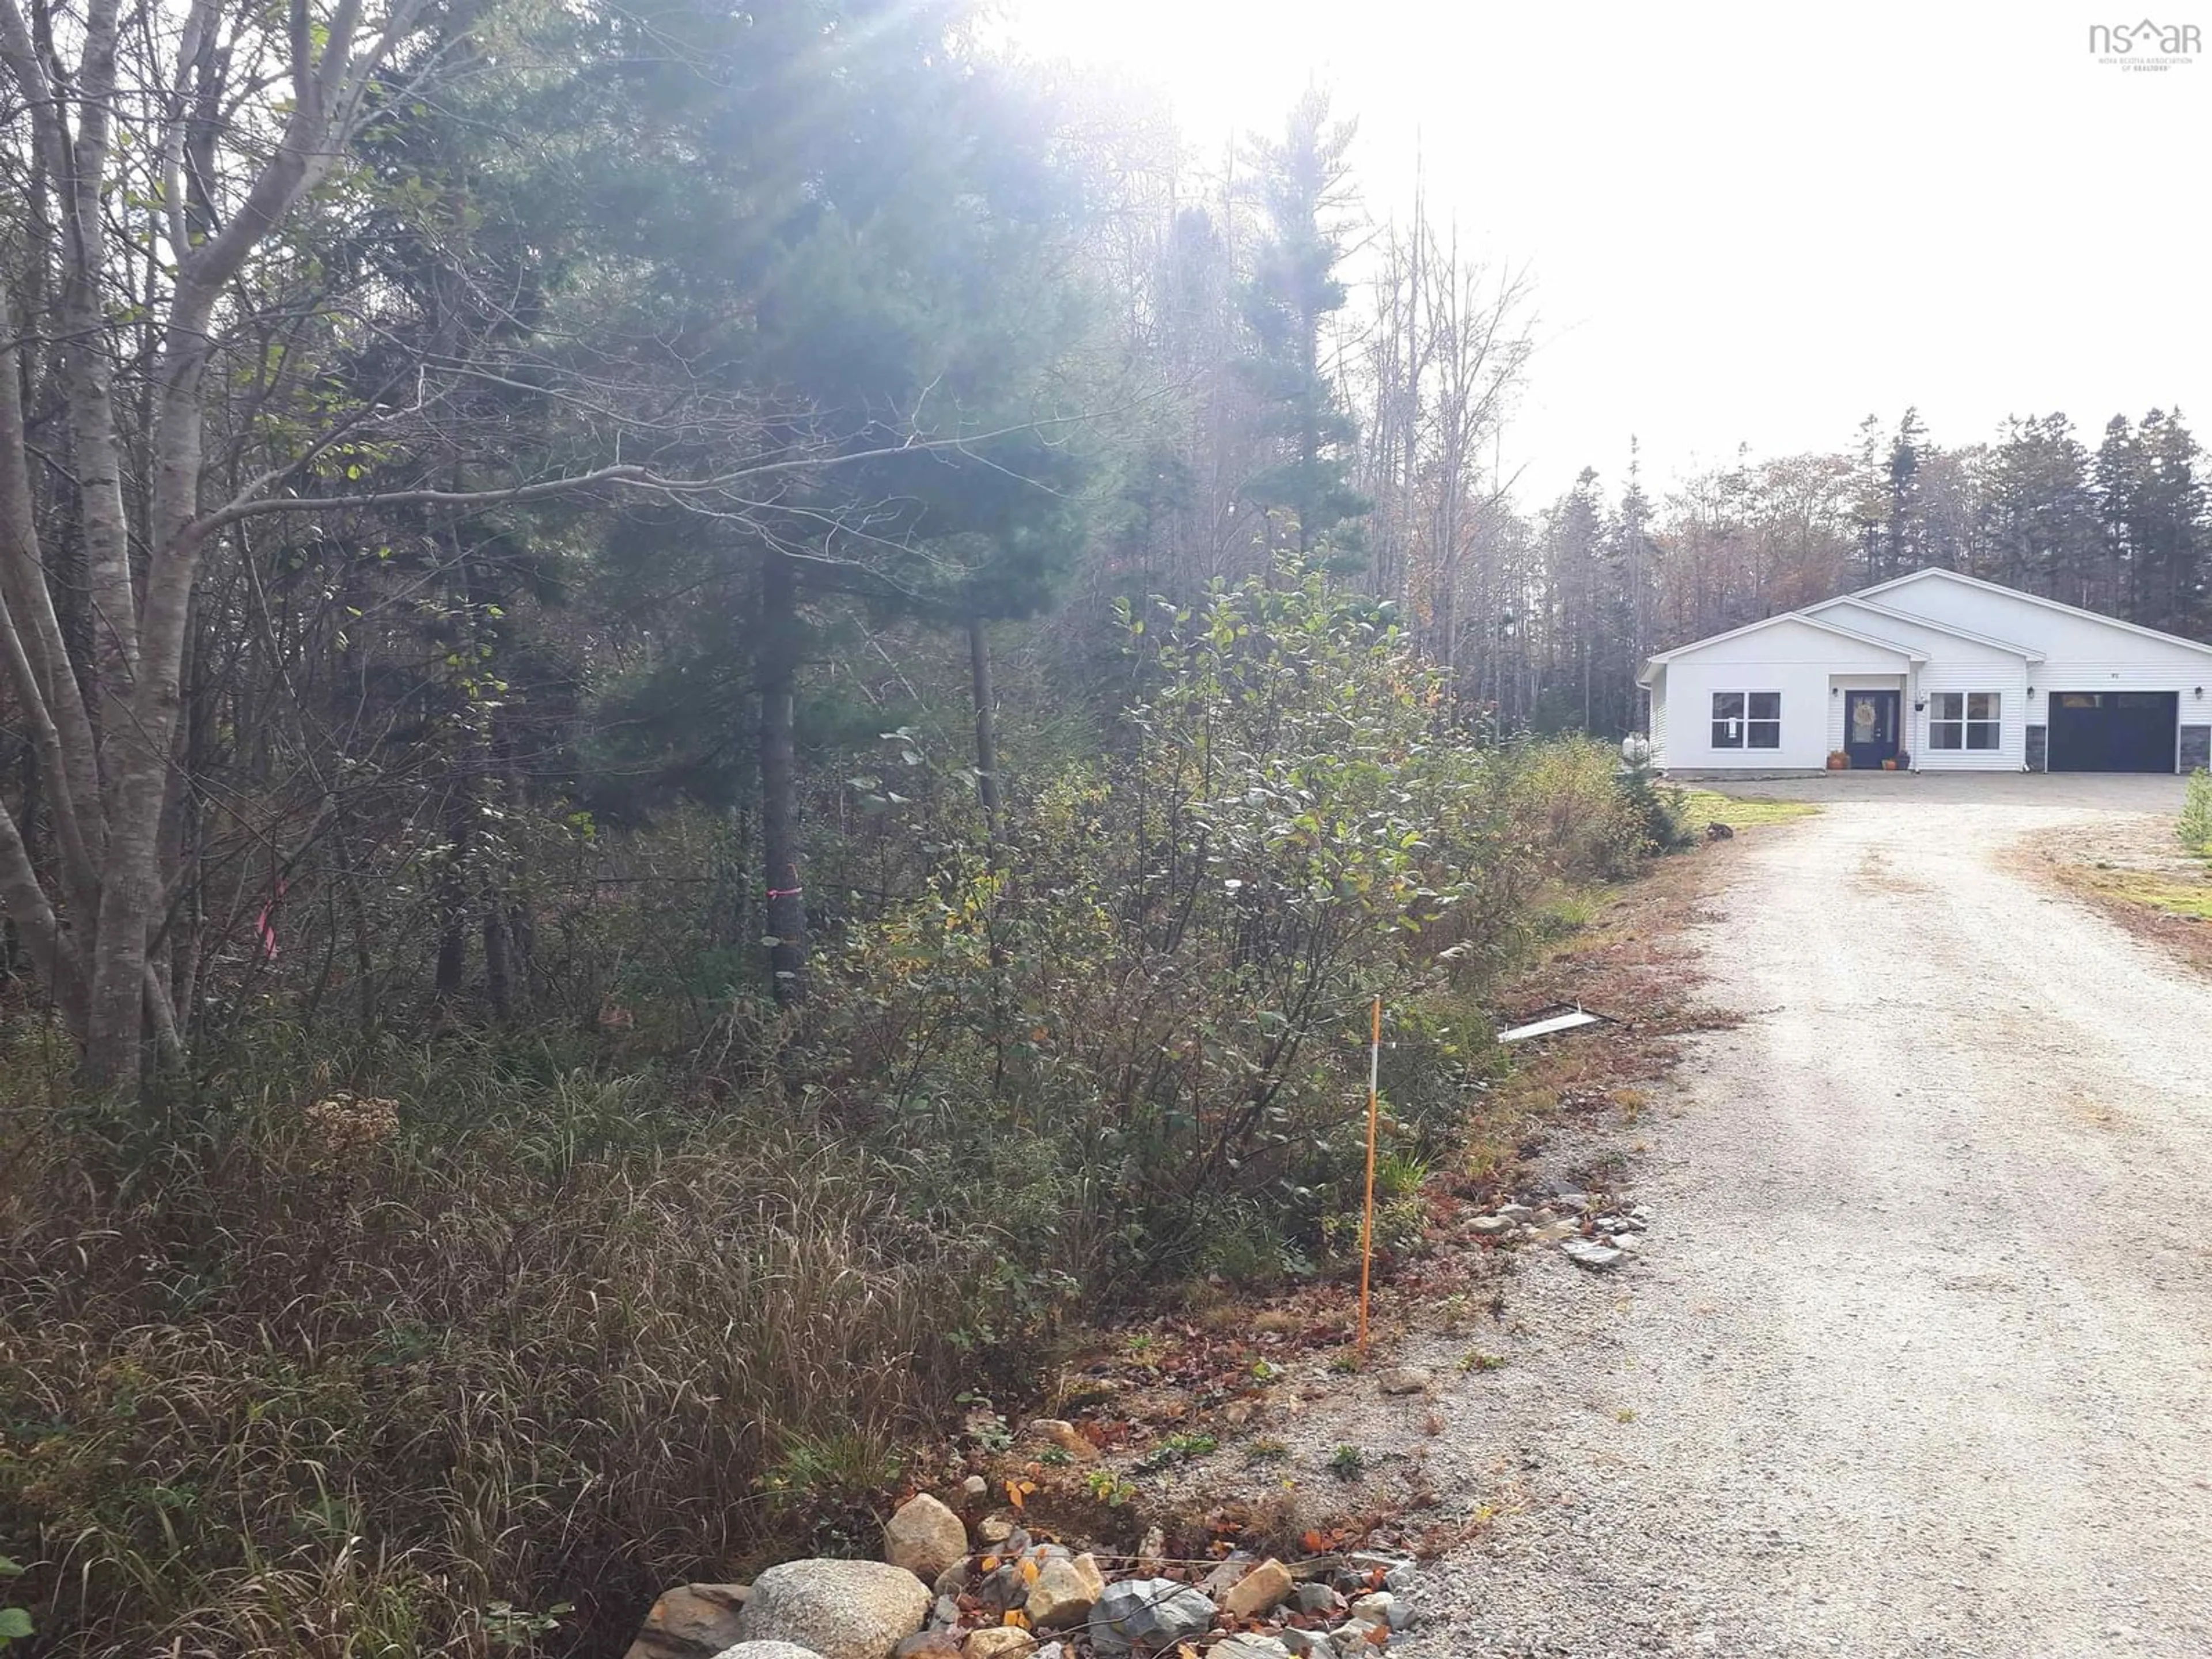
{"left": 799, "top": 571, "right": 1660, "bottom": 1286}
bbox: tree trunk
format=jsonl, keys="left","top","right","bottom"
{"left": 759, "top": 550, "right": 807, "bottom": 1003}
{"left": 967, "top": 612, "right": 1002, "bottom": 844}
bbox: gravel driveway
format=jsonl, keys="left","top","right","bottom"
{"left": 1420, "top": 775, "right": 2212, "bottom": 1658}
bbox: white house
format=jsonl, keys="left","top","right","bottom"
{"left": 1639, "top": 568, "right": 2212, "bottom": 775}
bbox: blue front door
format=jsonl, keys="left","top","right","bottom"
{"left": 1844, "top": 690, "right": 1900, "bottom": 768}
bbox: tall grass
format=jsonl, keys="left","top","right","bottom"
{"left": 1, "top": 1047, "right": 1011, "bottom": 1657}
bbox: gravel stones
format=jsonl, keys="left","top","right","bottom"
{"left": 885, "top": 1495, "right": 968, "bottom": 1582}
{"left": 1085, "top": 1578, "right": 1217, "bottom": 1654}
{"left": 710, "top": 1645, "right": 827, "bottom": 1659}
{"left": 732, "top": 1561, "right": 929, "bottom": 1659}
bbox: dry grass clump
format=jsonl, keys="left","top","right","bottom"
{"left": 0, "top": 1056, "right": 1005, "bottom": 1658}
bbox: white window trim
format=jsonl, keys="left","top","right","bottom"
{"left": 1930, "top": 691, "right": 2002, "bottom": 752}
{"left": 1710, "top": 690, "right": 1782, "bottom": 751}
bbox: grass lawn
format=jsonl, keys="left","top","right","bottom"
{"left": 1673, "top": 789, "right": 1821, "bottom": 834}
{"left": 2081, "top": 864, "right": 2212, "bottom": 921}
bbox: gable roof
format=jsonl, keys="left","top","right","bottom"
{"left": 1849, "top": 567, "right": 2212, "bottom": 659}
{"left": 1802, "top": 594, "right": 2047, "bottom": 662}
{"left": 1637, "top": 610, "right": 1922, "bottom": 686}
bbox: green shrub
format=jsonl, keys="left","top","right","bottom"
{"left": 2181, "top": 768, "right": 2212, "bottom": 856}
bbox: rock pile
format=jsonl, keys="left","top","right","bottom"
{"left": 628, "top": 1491, "right": 1424, "bottom": 1659}
{"left": 1463, "top": 1192, "right": 1651, "bottom": 1270}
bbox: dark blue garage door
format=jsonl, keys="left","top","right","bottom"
{"left": 2046, "top": 691, "right": 2178, "bottom": 772}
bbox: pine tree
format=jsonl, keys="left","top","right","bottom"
{"left": 2133, "top": 410, "right": 2207, "bottom": 635}
{"left": 1884, "top": 407, "right": 1929, "bottom": 577}
{"left": 2092, "top": 413, "right": 2150, "bottom": 622}
{"left": 1237, "top": 90, "right": 1372, "bottom": 570}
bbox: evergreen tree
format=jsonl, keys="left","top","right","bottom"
{"left": 2133, "top": 409, "right": 2207, "bottom": 635}
{"left": 1884, "top": 406, "right": 1929, "bottom": 577}
{"left": 2094, "top": 414, "right": 2145, "bottom": 619}
{"left": 1237, "top": 90, "right": 1372, "bottom": 569}
{"left": 1982, "top": 415, "right": 2097, "bottom": 603}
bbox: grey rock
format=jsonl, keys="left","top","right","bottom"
{"left": 1197, "top": 1551, "right": 1255, "bottom": 1601}
{"left": 1562, "top": 1237, "right": 1625, "bottom": 1269}
{"left": 1382, "top": 1561, "right": 1416, "bottom": 1593}
{"left": 1293, "top": 1582, "right": 1346, "bottom": 1616}
{"left": 1497, "top": 1203, "right": 1535, "bottom": 1223}
{"left": 977, "top": 1563, "right": 1026, "bottom": 1611}
{"left": 961, "top": 1474, "right": 990, "bottom": 1499}
{"left": 1280, "top": 1632, "right": 1337, "bottom": 1659}
{"left": 1327, "top": 1623, "right": 1373, "bottom": 1649}
{"left": 711, "top": 1645, "right": 828, "bottom": 1659}
{"left": 929, "top": 1596, "right": 960, "bottom": 1631}
{"left": 932, "top": 1560, "right": 970, "bottom": 1598}
{"left": 1469, "top": 1214, "right": 1511, "bottom": 1237}
{"left": 1086, "top": 1578, "right": 1218, "bottom": 1655}
{"left": 1554, "top": 1190, "right": 1590, "bottom": 1210}
{"left": 1210, "top": 1639, "right": 1292, "bottom": 1659}
{"left": 1614, "top": 1232, "right": 1644, "bottom": 1255}
{"left": 732, "top": 1560, "right": 930, "bottom": 1659}
{"left": 1378, "top": 1366, "right": 1433, "bottom": 1395}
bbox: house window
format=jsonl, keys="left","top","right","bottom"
{"left": 1711, "top": 691, "right": 1781, "bottom": 749}
{"left": 1930, "top": 691, "right": 2001, "bottom": 751}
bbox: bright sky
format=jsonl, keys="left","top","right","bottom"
{"left": 997, "top": 0, "right": 2212, "bottom": 506}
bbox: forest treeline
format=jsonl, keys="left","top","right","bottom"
{"left": 0, "top": 0, "right": 2204, "bottom": 1072}
{"left": 0, "top": 0, "right": 2203, "bottom": 1650}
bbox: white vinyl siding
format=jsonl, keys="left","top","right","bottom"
{"left": 1658, "top": 618, "right": 1911, "bottom": 770}
{"left": 1647, "top": 675, "right": 1669, "bottom": 767}
{"left": 1913, "top": 660, "right": 2029, "bottom": 770}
